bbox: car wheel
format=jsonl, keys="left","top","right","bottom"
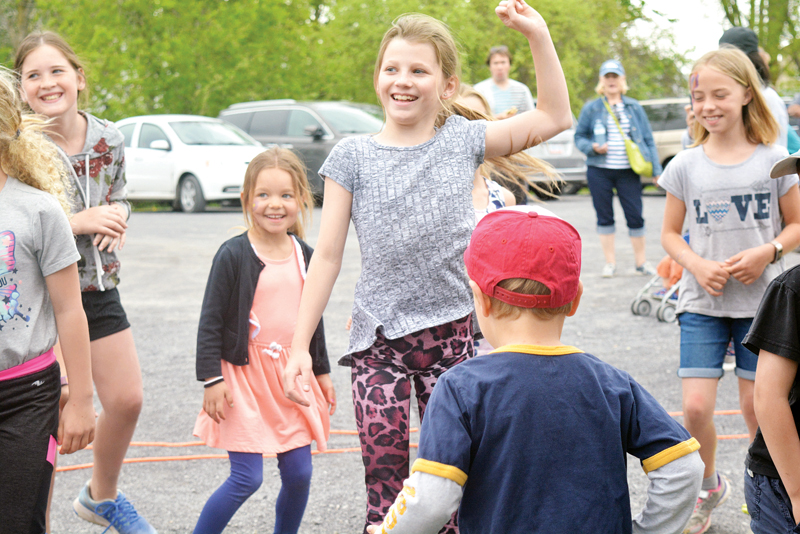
{"left": 177, "top": 174, "right": 206, "bottom": 213}
{"left": 558, "top": 182, "right": 583, "bottom": 195}
{"left": 530, "top": 182, "right": 560, "bottom": 201}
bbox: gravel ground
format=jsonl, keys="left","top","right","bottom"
{"left": 47, "top": 192, "right": 785, "bottom": 533}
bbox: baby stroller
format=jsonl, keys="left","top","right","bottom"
{"left": 630, "top": 254, "right": 681, "bottom": 323}
{"left": 630, "top": 274, "right": 679, "bottom": 323}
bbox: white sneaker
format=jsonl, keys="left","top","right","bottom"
{"left": 635, "top": 261, "right": 657, "bottom": 276}
{"left": 602, "top": 263, "right": 616, "bottom": 278}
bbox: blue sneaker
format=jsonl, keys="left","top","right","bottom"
{"left": 73, "top": 482, "right": 157, "bottom": 534}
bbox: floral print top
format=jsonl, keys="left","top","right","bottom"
{"left": 62, "top": 111, "right": 130, "bottom": 292}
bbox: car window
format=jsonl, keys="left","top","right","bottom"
{"left": 138, "top": 124, "right": 170, "bottom": 149}
{"left": 169, "top": 121, "right": 258, "bottom": 146}
{"left": 118, "top": 123, "right": 135, "bottom": 148}
{"left": 250, "top": 110, "right": 289, "bottom": 137}
{"left": 315, "top": 106, "right": 385, "bottom": 134}
{"left": 220, "top": 112, "right": 251, "bottom": 131}
{"left": 287, "top": 109, "right": 324, "bottom": 137}
{"left": 642, "top": 103, "right": 687, "bottom": 132}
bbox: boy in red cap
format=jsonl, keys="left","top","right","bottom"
{"left": 368, "top": 206, "right": 704, "bottom": 534}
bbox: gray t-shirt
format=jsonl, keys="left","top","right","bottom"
{"left": 659, "top": 144, "right": 798, "bottom": 317}
{"left": 319, "top": 114, "right": 486, "bottom": 363}
{"left": 0, "top": 177, "right": 80, "bottom": 371}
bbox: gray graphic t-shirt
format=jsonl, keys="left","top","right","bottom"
{"left": 659, "top": 144, "right": 798, "bottom": 317}
{"left": 319, "top": 114, "right": 487, "bottom": 363}
{"left": 0, "top": 177, "right": 79, "bottom": 371}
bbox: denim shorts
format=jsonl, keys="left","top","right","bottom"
{"left": 745, "top": 468, "right": 800, "bottom": 533}
{"left": 678, "top": 312, "right": 757, "bottom": 380}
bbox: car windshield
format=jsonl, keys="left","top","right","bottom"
{"left": 315, "top": 106, "right": 384, "bottom": 134}
{"left": 169, "top": 121, "right": 259, "bottom": 146}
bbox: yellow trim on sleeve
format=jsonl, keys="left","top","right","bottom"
{"left": 490, "top": 344, "right": 584, "bottom": 356}
{"left": 642, "top": 438, "right": 701, "bottom": 474}
{"left": 411, "top": 458, "right": 468, "bottom": 486}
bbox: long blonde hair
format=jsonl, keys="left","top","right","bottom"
{"left": 0, "top": 67, "right": 71, "bottom": 214}
{"left": 456, "top": 85, "right": 558, "bottom": 198}
{"left": 690, "top": 47, "right": 778, "bottom": 146}
{"left": 374, "top": 15, "right": 555, "bottom": 195}
{"left": 241, "top": 147, "right": 313, "bottom": 240}
{"left": 375, "top": 14, "right": 468, "bottom": 131}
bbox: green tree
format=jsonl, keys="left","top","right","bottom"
{"left": 0, "top": 0, "right": 37, "bottom": 61}
{"left": 718, "top": 0, "right": 800, "bottom": 83}
{"left": 307, "top": 0, "right": 688, "bottom": 113}
{"left": 4, "top": 0, "right": 689, "bottom": 119}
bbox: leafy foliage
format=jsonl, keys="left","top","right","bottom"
{"left": 1, "top": 0, "right": 689, "bottom": 120}
{"left": 717, "top": 0, "right": 800, "bottom": 89}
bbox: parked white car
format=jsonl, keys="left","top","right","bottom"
{"left": 116, "top": 115, "right": 264, "bottom": 212}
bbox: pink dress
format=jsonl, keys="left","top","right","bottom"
{"left": 193, "top": 247, "right": 330, "bottom": 454}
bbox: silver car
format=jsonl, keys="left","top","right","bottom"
{"left": 524, "top": 114, "right": 587, "bottom": 198}
{"left": 218, "top": 100, "right": 384, "bottom": 201}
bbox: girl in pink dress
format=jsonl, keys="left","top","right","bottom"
{"left": 193, "top": 147, "right": 335, "bottom": 534}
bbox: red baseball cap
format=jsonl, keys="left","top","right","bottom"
{"left": 464, "top": 206, "right": 582, "bottom": 309}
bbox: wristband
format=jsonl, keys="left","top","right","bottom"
{"left": 770, "top": 240, "right": 784, "bottom": 264}
{"left": 60, "top": 376, "right": 68, "bottom": 387}
{"left": 204, "top": 376, "right": 224, "bottom": 388}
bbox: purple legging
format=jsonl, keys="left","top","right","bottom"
{"left": 193, "top": 446, "right": 312, "bottom": 534}
{"left": 350, "top": 315, "right": 473, "bottom": 534}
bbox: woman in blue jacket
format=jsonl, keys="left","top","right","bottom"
{"left": 575, "top": 60, "right": 662, "bottom": 278}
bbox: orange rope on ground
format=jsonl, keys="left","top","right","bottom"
{"left": 718, "top": 434, "right": 750, "bottom": 440}
{"left": 55, "top": 433, "right": 745, "bottom": 473}
{"left": 56, "top": 447, "right": 367, "bottom": 473}
{"left": 77, "top": 428, "right": 420, "bottom": 450}
{"left": 55, "top": 415, "right": 749, "bottom": 473}
{"left": 666, "top": 409, "right": 742, "bottom": 417}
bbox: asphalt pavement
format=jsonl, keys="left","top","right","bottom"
{"left": 49, "top": 192, "right": 789, "bottom": 533}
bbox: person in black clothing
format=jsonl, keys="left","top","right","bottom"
{"left": 741, "top": 152, "right": 800, "bottom": 534}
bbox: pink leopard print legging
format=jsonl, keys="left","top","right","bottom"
{"left": 350, "top": 315, "right": 473, "bottom": 534}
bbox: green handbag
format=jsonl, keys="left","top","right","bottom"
{"left": 602, "top": 99, "right": 653, "bottom": 178}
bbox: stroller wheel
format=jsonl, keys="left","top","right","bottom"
{"left": 634, "top": 299, "right": 652, "bottom": 316}
{"left": 657, "top": 304, "right": 677, "bottom": 323}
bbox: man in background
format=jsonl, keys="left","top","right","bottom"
{"left": 474, "top": 45, "right": 535, "bottom": 119}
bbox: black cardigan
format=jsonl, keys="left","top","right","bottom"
{"left": 196, "top": 232, "right": 330, "bottom": 381}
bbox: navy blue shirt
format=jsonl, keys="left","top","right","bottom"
{"left": 413, "top": 345, "right": 698, "bottom": 534}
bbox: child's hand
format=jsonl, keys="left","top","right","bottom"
{"left": 496, "top": 0, "right": 547, "bottom": 37}
{"left": 690, "top": 258, "right": 730, "bottom": 296}
{"left": 723, "top": 244, "right": 773, "bottom": 285}
{"left": 316, "top": 374, "right": 337, "bottom": 415}
{"left": 203, "top": 381, "right": 234, "bottom": 423}
{"left": 58, "top": 395, "right": 95, "bottom": 455}
{"left": 496, "top": 107, "right": 518, "bottom": 120}
{"left": 93, "top": 230, "right": 126, "bottom": 253}
{"left": 366, "top": 526, "right": 380, "bottom": 534}
{"left": 70, "top": 204, "right": 128, "bottom": 242}
{"left": 284, "top": 348, "right": 313, "bottom": 407}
